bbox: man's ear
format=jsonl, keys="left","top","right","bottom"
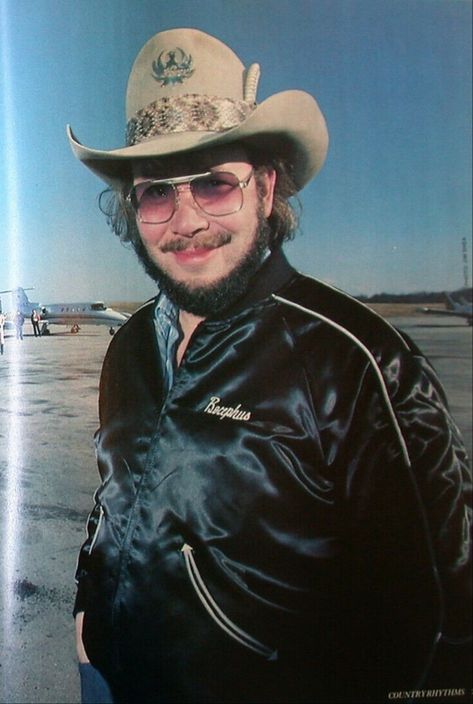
{"left": 261, "top": 168, "right": 277, "bottom": 218}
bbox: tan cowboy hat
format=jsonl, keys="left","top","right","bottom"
{"left": 67, "top": 27, "right": 329, "bottom": 191}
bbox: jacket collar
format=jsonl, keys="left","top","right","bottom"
{"left": 210, "top": 247, "right": 297, "bottom": 320}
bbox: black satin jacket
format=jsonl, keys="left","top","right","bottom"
{"left": 76, "top": 250, "right": 471, "bottom": 703}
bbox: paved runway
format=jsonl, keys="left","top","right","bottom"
{"left": 0, "top": 314, "right": 471, "bottom": 703}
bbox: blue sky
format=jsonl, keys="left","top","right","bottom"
{"left": 0, "top": 0, "right": 471, "bottom": 303}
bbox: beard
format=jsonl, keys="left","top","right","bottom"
{"left": 132, "top": 208, "right": 272, "bottom": 317}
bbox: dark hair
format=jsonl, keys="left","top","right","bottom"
{"left": 98, "top": 153, "right": 301, "bottom": 252}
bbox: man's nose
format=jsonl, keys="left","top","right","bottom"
{"left": 170, "top": 184, "right": 209, "bottom": 237}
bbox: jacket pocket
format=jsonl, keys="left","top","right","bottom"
{"left": 181, "top": 543, "right": 278, "bottom": 661}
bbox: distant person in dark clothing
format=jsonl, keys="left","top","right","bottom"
{"left": 31, "top": 309, "right": 41, "bottom": 337}
{"left": 0, "top": 312, "right": 5, "bottom": 355}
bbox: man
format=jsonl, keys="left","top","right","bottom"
{"left": 14, "top": 309, "right": 24, "bottom": 340}
{"left": 68, "top": 28, "right": 471, "bottom": 704}
{"left": 31, "top": 309, "right": 41, "bottom": 337}
{"left": 0, "top": 311, "right": 5, "bottom": 355}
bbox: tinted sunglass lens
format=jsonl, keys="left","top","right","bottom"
{"left": 192, "top": 173, "right": 241, "bottom": 215}
{"left": 136, "top": 182, "right": 175, "bottom": 223}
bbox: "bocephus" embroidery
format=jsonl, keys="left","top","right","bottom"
{"left": 203, "top": 396, "right": 252, "bottom": 422}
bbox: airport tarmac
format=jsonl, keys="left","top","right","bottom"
{"left": 0, "top": 314, "right": 471, "bottom": 704}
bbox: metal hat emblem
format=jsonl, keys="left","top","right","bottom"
{"left": 152, "top": 48, "right": 194, "bottom": 86}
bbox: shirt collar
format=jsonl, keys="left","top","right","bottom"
{"left": 154, "top": 290, "right": 179, "bottom": 327}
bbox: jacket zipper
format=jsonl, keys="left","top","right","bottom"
{"left": 181, "top": 544, "right": 278, "bottom": 661}
{"left": 88, "top": 505, "right": 104, "bottom": 553}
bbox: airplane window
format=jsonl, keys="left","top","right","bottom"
{"left": 91, "top": 303, "right": 107, "bottom": 311}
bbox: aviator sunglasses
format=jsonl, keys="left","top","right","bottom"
{"left": 127, "top": 169, "right": 254, "bottom": 225}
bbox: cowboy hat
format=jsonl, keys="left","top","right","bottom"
{"left": 67, "top": 27, "right": 329, "bottom": 191}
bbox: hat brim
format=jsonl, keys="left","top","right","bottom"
{"left": 67, "top": 90, "right": 328, "bottom": 192}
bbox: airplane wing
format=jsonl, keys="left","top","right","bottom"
{"left": 418, "top": 306, "right": 472, "bottom": 324}
{"left": 419, "top": 307, "right": 460, "bottom": 316}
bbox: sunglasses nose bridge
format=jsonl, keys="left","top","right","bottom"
{"left": 174, "top": 182, "right": 193, "bottom": 195}
{"left": 173, "top": 181, "right": 200, "bottom": 212}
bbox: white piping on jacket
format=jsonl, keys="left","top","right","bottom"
{"left": 293, "top": 274, "right": 411, "bottom": 351}
{"left": 272, "top": 294, "right": 411, "bottom": 469}
{"left": 181, "top": 544, "right": 278, "bottom": 661}
{"left": 88, "top": 505, "right": 105, "bottom": 554}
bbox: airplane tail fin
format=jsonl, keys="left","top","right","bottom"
{"left": 443, "top": 292, "right": 456, "bottom": 310}
{"left": 0, "top": 287, "right": 35, "bottom": 314}
{"left": 14, "top": 287, "right": 32, "bottom": 310}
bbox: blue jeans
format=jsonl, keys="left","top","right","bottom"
{"left": 79, "top": 663, "right": 115, "bottom": 704}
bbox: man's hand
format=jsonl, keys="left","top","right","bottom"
{"left": 75, "top": 612, "right": 90, "bottom": 664}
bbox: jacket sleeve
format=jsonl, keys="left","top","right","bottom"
{"left": 73, "top": 455, "right": 104, "bottom": 616}
{"left": 391, "top": 338, "right": 472, "bottom": 684}
{"left": 73, "top": 306, "right": 159, "bottom": 618}
{"left": 73, "top": 331, "right": 120, "bottom": 618}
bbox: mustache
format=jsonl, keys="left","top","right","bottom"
{"left": 160, "top": 232, "right": 232, "bottom": 253}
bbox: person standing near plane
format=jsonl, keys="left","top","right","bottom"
{"left": 14, "top": 310, "right": 24, "bottom": 340}
{"left": 0, "top": 312, "right": 5, "bottom": 355}
{"left": 68, "top": 28, "right": 471, "bottom": 704}
{"left": 31, "top": 309, "right": 41, "bottom": 337}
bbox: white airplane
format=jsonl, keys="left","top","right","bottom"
{"left": 419, "top": 292, "right": 472, "bottom": 326}
{"left": 0, "top": 287, "right": 130, "bottom": 335}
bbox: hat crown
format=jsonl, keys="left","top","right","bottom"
{"left": 68, "top": 27, "right": 329, "bottom": 192}
{"left": 126, "top": 28, "right": 250, "bottom": 121}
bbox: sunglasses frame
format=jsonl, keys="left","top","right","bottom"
{"left": 127, "top": 169, "right": 254, "bottom": 224}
